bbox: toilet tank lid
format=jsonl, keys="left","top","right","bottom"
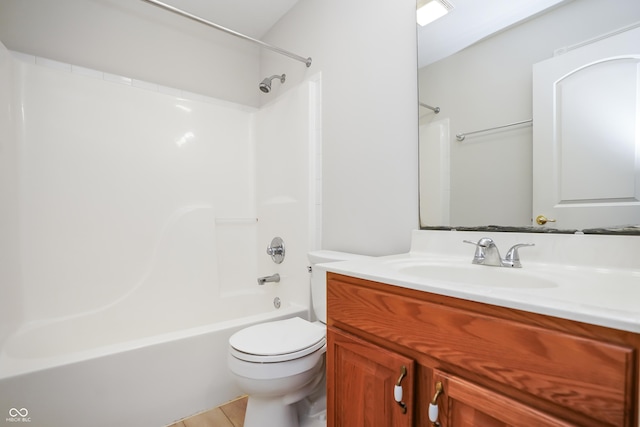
{"left": 307, "top": 250, "right": 369, "bottom": 264}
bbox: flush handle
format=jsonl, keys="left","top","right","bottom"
{"left": 393, "top": 365, "right": 408, "bottom": 414}
{"left": 428, "top": 381, "right": 444, "bottom": 426}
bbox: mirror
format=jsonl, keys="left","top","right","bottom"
{"left": 417, "top": 0, "right": 640, "bottom": 233}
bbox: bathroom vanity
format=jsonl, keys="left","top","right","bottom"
{"left": 323, "top": 231, "right": 640, "bottom": 427}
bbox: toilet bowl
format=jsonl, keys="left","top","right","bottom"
{"left": 227, "top": 251, "right": 368, "bottom": 427}
{"left": 228, "top": 317, "right": 326, "bottom": 427}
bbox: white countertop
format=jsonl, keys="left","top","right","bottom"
{"left": 322, "top": 230, "right": 640, "bottom": 333}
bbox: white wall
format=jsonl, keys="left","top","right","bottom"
{"left": 0, "top": 0, "right": 261, "bottom": 107}
{"left": 262, "top": 0, "right": 420, "bottom": 256}
{"left": 418, "top": 0, "right": 640, "bottom": 227}
{"left": 0, "top": 42, "right": 21, "bottom": 345}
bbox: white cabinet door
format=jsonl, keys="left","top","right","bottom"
{"left": 532, "top": 26, "right": 640, "bottom": 230}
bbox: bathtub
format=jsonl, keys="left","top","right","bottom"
{"left": 0, "top": 297, "right": 308, "bottom": 427}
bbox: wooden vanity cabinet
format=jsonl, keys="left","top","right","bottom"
{"left": 326, "top": 272, "right": 640, "bottom": 427}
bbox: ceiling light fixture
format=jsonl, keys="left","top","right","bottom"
{"left": 417, "top": 0, "right": 453, "bottom": 27}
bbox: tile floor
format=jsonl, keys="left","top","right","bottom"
{"left": 167, "top": 395, "right": 247, "bottom": 427}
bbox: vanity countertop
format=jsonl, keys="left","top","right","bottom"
{"left": 321, "top": 230, "right": 640, "bottom": 333}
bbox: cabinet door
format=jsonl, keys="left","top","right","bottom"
{"left": 327, "top": 327, "right": 414, "bottom": 427}
{"left": 430, "top": 370, "right": 574, "bottom": 427}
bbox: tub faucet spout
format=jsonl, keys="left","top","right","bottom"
{"left": 257, "top": 273, "right": 280, "bottom": 285}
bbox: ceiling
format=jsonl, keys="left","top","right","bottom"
{"left": 155, "top": 0, "right": 300, "bottom": 39}
{"left": 416, "top": 0, "right": 571, "bottom": 67}
{"left": 157, "top": 0, "right": 569, "bottom": 68}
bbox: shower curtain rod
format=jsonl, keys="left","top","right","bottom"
{"left": 456, "top": 119, "right": 532, "bottom": 141}
{"left": 140, "top": 0, "right": 312, "bottom": 67}
{"left": 419, "top": 102, "right": 440, "bottom": 113}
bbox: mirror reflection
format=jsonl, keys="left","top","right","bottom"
{"left": 417, "top": 0, "right": 640, "bottom": 233}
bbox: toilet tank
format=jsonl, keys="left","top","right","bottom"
{"left": 308, "top": 250, "right": 370, "bottom": 324}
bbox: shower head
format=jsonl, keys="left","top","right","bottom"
{"left": 259, "top": 74, "right": 286, "bottom": 93}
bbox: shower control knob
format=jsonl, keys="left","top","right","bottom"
{"left": 266, "top": 237, "right": 285, "bottom": 264}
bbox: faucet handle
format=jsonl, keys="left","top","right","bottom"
{"left": 504, "top": 243, "right": 535, "bottom": 268}
{"left": 463, "top": 238, "right": 497, "bottom": 265}
{"left": 463, "top": 237, "right": 494, "bottom": 247}
{"left": 463, "top": 239, "right": 484, "bottom": 258}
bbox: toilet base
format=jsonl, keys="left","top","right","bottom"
{"left": 243, "top": 371, "right": 327, "bottom": 427}
{"left": 244, "top": 396, "right": 298, "bottom": 427}
{"left": 243, "top": 396, "right": 327, "bottom": 427}
{"left": 299, "top": 410, "right": 327, "bottom": 427}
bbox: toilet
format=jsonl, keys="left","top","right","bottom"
{"left": 227, "top": 250, "right": 367, "bottom": 427}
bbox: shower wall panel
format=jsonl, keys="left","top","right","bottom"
{"left": 13, "top": 55, "right": 258, "bottom": 325}
{"left": 254, "top": 75, "right": 320, "bottom": 309}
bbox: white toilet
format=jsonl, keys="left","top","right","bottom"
{"left": 227, "top": 250, "right": 367, "bottom": 427}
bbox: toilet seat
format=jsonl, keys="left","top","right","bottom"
{"left": 229, "top": 317, "right": 326, "bottom": 363}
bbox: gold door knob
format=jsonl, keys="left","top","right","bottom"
{"left": 535, "top": 215, "right": 556, "bottom": 225}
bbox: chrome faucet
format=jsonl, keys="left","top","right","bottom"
{"left": 463, "top": 238, "right": 534, "bottom": 268}
{"left": 257, "top": 273, "right": 280, "bottom": 285}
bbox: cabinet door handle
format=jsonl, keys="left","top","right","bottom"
{"left": 393, "top": 365, "right": 407, "bottom": 414}
{"left": 428, "top": 381, "right": 444, "bottom": 426}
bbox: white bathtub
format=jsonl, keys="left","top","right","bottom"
{"left": 0, "top": 296, "right": 307, "bottom": 427}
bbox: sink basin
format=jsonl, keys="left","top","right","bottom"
{"left": 322, "top": 232, "right": 640, "bottom": 333}
{"left": 384, "top": 259, "right": 558, "bottom": 289}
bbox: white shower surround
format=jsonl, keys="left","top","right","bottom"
{"left": 0, "top": 44, "right": 320, "bottom": 426}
